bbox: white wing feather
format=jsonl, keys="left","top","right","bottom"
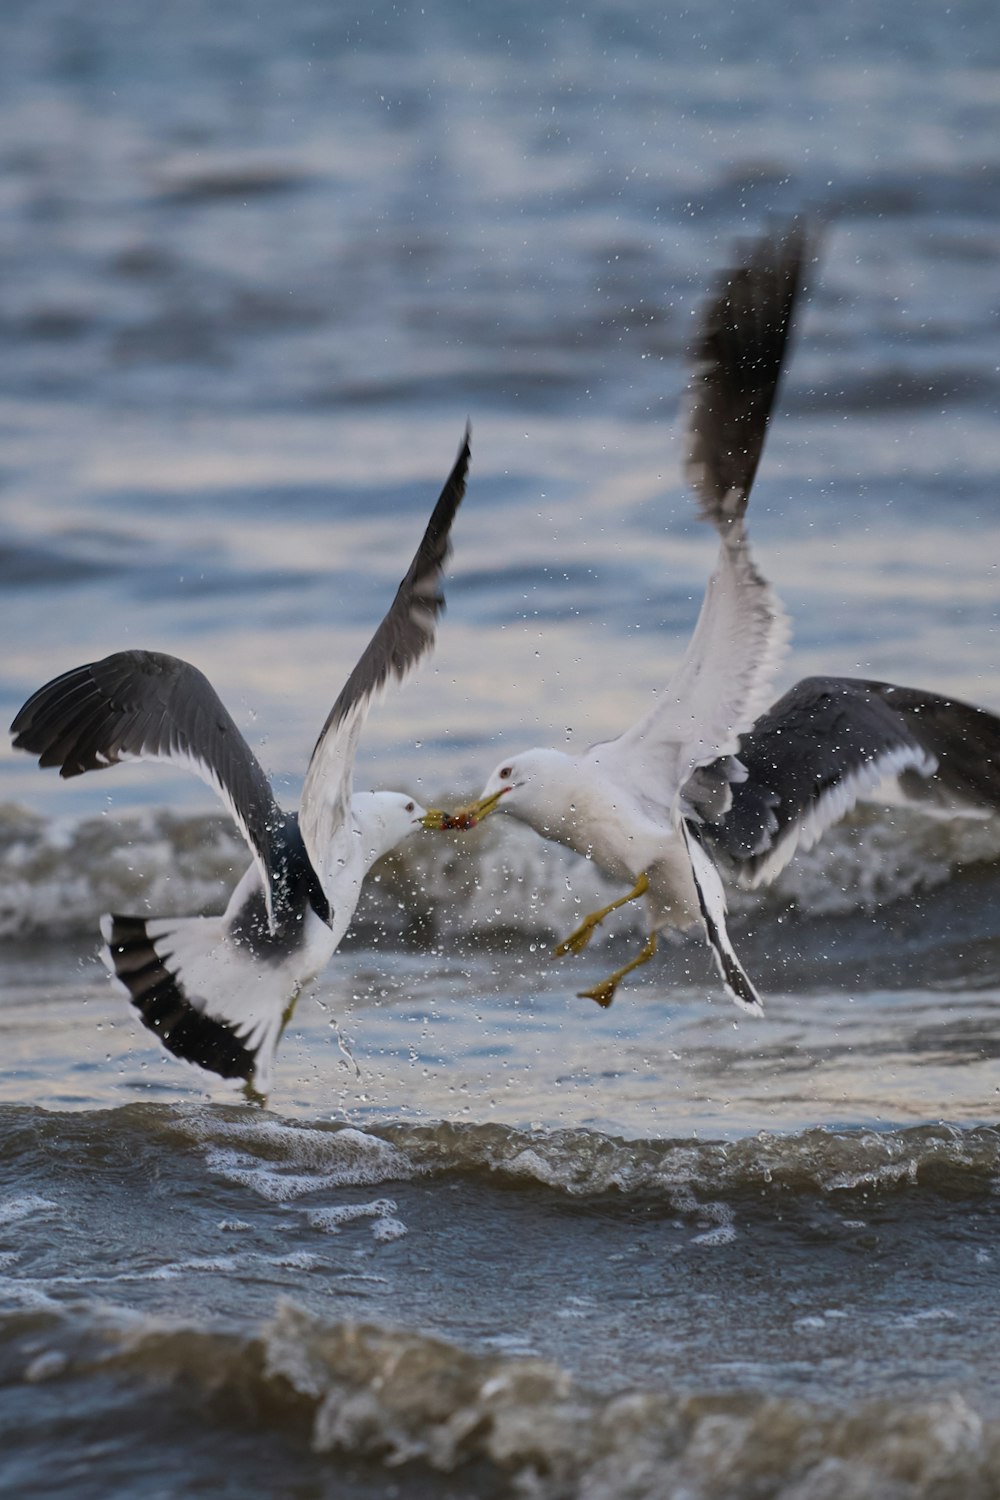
{"left": 594, "top": 518, "right": 788, "bottom": 818}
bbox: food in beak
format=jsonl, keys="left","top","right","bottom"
{"left": 420, "top": 787, "right": 508, "bottom": 831}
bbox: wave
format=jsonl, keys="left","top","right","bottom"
{"left": 6, "top": 1290, "right": 997, "bottom": 1499}
{"left": 174, "top": 1105, "right": 1000, "bottom": 1213}
{"left": 377, "top": 1116, "right": 1000, "bottom": 1205}
{"left": 3, "top": 1103, "right": 999, "bottom": 1496}
{"left": 11, "top": 1102, "right": 994, "bottom": 1208}
{"left": 3, "top": 798, "right": 1000, "bottom": 946}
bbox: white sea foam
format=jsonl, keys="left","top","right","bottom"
{"left": 0, "top": 1277, "right": 63, "bottom": 1311}
{"left": 145, "top": 1255, "right": 244, "bottom": 1280}
{"left": 180, "top": 1114, "right": 416, "bottom": 1203}
{"left": 4, "top": 800, "right": 1000, "bottom": 943}
{"left": 0, "top": 1194, "right": 59, "bottom": 1227}
{"left": 268, "top": 1250, "right": 327, "bottom": 1271}
{"left": 305, "top": 1198, "right": 408, "bottom": 1242}
{"left": 250, "top": 1299, "right": 1000, "bottom": 1497}
{"left": 23, "top": 1349, "right": 69, "bottom": 1383}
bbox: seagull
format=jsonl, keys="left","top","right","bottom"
{"left": 428, "top": 228, "right": 1000, "bottom": 1014}
{"left": 11, "top": 429, "right": 471, "bottom": 1098}
{"left": 424, "top": 227, "right": 807, "bottom": 1011}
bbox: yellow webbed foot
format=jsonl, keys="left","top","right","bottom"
{"left": 578, "top": 932, "right": 658, "bottom": 1011}
{"left": 553, "top": 916, "right": 601, "bottom": 958}
{"left": 579, "top": 977, "right": 619, "bottom": 1009}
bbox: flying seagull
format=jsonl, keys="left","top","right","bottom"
{"left": 424, "top": 226, "right": 807, "bottom": 1011}
{"left": 12, "top": 429, "right": 471, "bottom": 1097}
{"left": 428, "top": 228, "right": 1000, "bottom": 1014}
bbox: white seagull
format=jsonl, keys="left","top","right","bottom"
{"left": 12, "top": 430, "right": 471, "bottom": 1098}
{"left": 425, "top": 228, "right": 806, "bottom": 1011}
{"left": 429, "top": 225, "right": 1000, "bottom": 1014}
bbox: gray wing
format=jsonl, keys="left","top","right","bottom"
{"left": 687, "top": 219, "right": 810, "bottom": 526}
{"left": 298, "top": 426, "right": 471, "bottom": 886}
{"left": 11, "top": 650, "right": 285, "bottom": 921}
{"left": 695, "top": 676, "right": 1000, "bottom": 887}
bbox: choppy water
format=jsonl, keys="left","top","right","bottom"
{"left": 2, "top": 1, "right": 1000, "bottom": 1495}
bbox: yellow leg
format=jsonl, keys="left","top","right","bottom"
{"left": 579, "top": 932, "right": 658, "bottom": 1010}
{"left": 277, "top": 989, "right": 300, "bottom": 1046}
{"left": 553, "top": 872, "right": 649, "bottom": 958}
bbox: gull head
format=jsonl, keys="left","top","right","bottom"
{"left": 422, "top": 748, "right": 576, "bottom": 835}
{"left": 355, "top": 790, "right": 428, "bottom": 863}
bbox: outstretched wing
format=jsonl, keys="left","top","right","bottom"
{"left": 299, "top": 426, "right": 471, "bottom": 886}
{"left": 101, "top": 907, "right": 304, "bottom": 1099}
{"left": 699, "top": 676, "right": 1000, "bottom": 887}
{"left": 596, "top": 225, "right": 808, "bottom": 810}
{"left": 11, "top": 650, "right": 284, "bottom": 922}
{"left": 686, "top": 219, "right": 809, "bottom": 526}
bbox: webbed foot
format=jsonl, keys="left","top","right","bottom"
{"left": 578, "top": 932, "right": 658, "bottom": 1011}
{"left": 553, "top": 915, "right": 602, "bottom": 958}
{"left": 579, "top": 976, "right": 619, "bottom": 1009}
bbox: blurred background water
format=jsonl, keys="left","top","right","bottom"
{"left": 1, "top": 3, "right": 1000, "bottom": 1497}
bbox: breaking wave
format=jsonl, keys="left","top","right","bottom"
{"left": 3, "top": 798, "right": 1000, "bottom": 944}
{"left": 6, "top": 1290, "right": 997, "bottom": 1500}
{"left": 47, "top": 1101, "right": 1000, "bottom": 1210}
{"left": 8, "top": 1100, "right": 999, "bottom": 1214}
{"left": 4, "top": 1102, "right": 1000, "bottom": 1497}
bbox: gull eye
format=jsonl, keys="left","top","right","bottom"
{"left": 405, "top": 801, "right": 415, "bottom": 813}
{"left": 499, "top": 766, "right": 513, "bottom": 780}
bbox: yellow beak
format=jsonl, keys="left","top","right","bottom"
{"left": 420, "top": 787, "right": 508, "bottom": 832}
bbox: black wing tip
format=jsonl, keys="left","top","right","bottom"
{"left": 10, "top": 718, "right": 84, "bottom": 778}
{"left": 299, "top": 421, "right": 481, "bottom": 778}
{"left": 722, "top": 215, "right": 818, "bottom": 302}
{"left": 702, "top": 216, "right": 809, "bottom": 322}
{"left": 441, "top": 421, "right": 474, "bottom": 509}
{"left": 11, "top": 702, "right": 117, "bottom": 779}
{"left": 103, "top": 913, "right": 258, "bottom": 1084}
{"left": 407, "top": 423, "right": 473, "bottom": 574}
{"left": 10, "top": 658, "right": 125, "bottom": 776}
{"left": 9, "top": 723, "right": 36, "bottom": 758}
{"left": 10, "top": 666, "right": 86, "bottom": 743}
{"left": 700, "top": 673, "right": 1000, "bottom": 880}
{"left": 864, "top": 678, "right": 1000, "bottom": 812}
{"left": 747, "top": 214, "right": 810, "bottom": 265}
{"left": 688, "top": 215, "right": 815, "bottom": 527}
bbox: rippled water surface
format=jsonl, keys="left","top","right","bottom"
{"left": 2, "top": 1, "right": 1000, "bottom": 1495}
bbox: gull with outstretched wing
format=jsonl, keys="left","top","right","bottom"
{"left": 12, "top": 430, "right": 471, "bottom": 1097}
{"left": 424, "top": 226, "right": 806, "bottom": 1010}
{"left": 428, "top": 227, "right": 1000, "bottom": 1016}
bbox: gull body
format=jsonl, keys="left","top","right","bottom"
{"left": 456, "top": 227, "right": 1000, "bottom": 1012}
{"left": 492, "top": 746, "right": 703, "bottom": 926}
{"left": 103, "top": 789, "right": 429, "bottom": 1097}
{"left": 12, "top": 431, "right": 472, "bottom": 1097}
{"left": 441, "top": 226, "right": 808, "bottom": 1011}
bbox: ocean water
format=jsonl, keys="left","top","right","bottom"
{"left": 2, "top": 1, "right": 1000, "bottom": 1495}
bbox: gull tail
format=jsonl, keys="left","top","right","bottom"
{"left": 100, "top": 912, "right": 278, "bottom": 1095}
{"left": 679, "top": 821, "right": 764, "bottom": 1016}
